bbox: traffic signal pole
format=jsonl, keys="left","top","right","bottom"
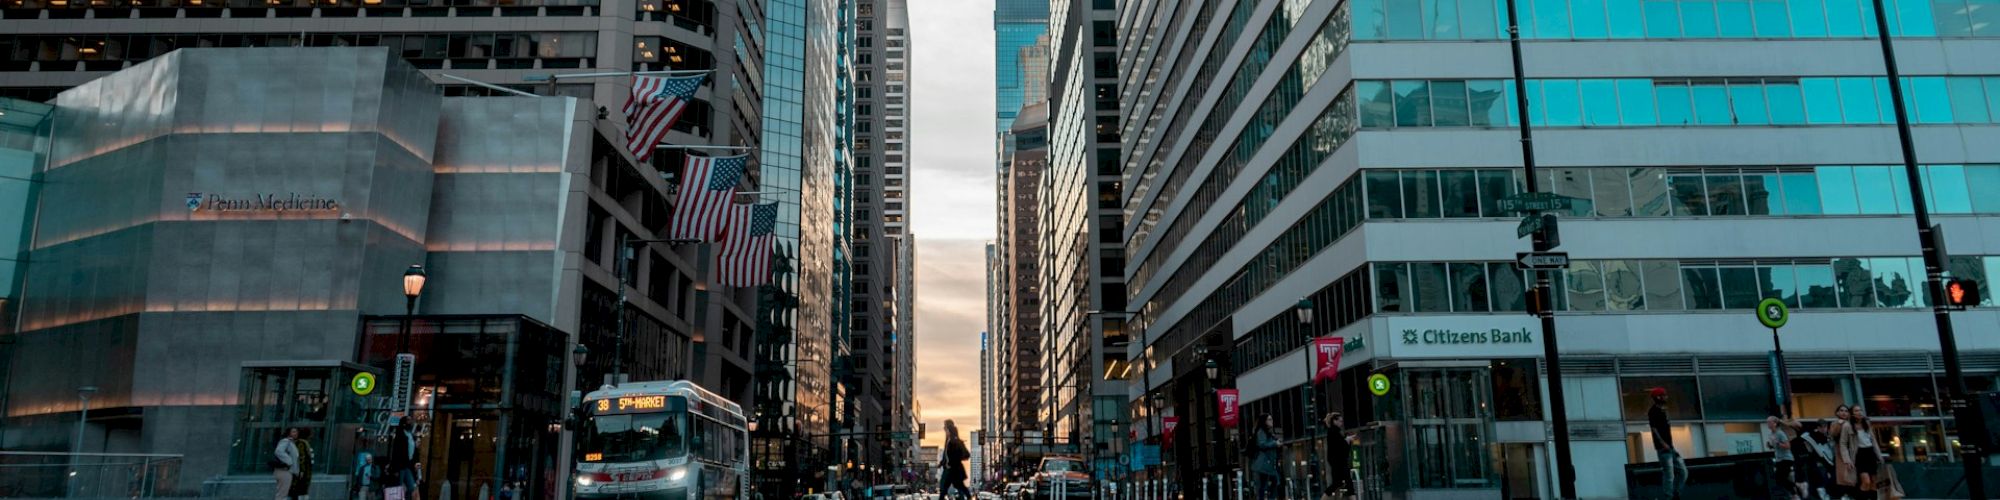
{"left": 1866, "top": 0, "right": 1986, "bottom": 496}
{"left": 1501, "top": 2, "right": 1578, "bottom": 497}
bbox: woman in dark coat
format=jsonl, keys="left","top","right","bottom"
{"left": 940, "top": 420, "right": 972, "bottom": 499}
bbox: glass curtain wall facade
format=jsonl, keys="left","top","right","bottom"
{"left": 1044, "top": 0, "right": 1125, "bottom": 482}
{"left": 1119, "top": 0, "right": 2000, "bottom": 497}
{"left": 0, "top": 98, "right": 51, "bottom": 440}
{"left": 752, "top": 0, "right": 840, "bottom": 495}
{"left": 996, "top": 0, "right": 1052, "bottom": 133}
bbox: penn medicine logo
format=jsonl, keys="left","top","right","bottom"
{"left": 186, "top": 192, "right": 340, "bottom": 213}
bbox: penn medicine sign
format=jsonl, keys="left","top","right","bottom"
{"left": 187, "top": 192, "right": 340, "bottom": 213}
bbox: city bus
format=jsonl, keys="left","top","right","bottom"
{"left": 575, "top": 381, "right": 749, "bottom": 499}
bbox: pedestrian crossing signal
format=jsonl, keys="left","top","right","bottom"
{"left": 1947, "top": 279, "right": 1980, "bottom": 307}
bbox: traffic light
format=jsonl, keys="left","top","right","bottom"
{"left": 1947, "top": 279, "right": 1981, "bottom": 307}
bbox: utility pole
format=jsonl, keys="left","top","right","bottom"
{"left": 1864, "top": 1, "right": 1986, "bottom": 497}
{"left": 1500, "top": 1, "right": 1577, "bottom": 497}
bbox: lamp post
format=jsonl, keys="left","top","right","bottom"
{"left": 555, "top": 343, "right": 587, "bottom": 500}
{"left": 395, "top": 265, "right": 427, "bottom": 416}
{"left": 67, "top": 385, "right": 97, "bottom": 497}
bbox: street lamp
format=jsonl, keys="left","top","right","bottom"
{"left": 400, "top": 265, "right": 427, "bottom": 352}
{"left": 1204, "top": 359, "right": 1219, "bottom": 382}
{"left": 67, "top": 386, "right": 97, "bottom": 497}
{"left": 572, "top": 343, "right": 590, "bottom": 370}
{"left": 1294, "top": 298, "right": 1314, "bottom": 326}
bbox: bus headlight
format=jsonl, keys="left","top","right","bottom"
{"left": 667, "top": 467, "right": 688, "bottom": 483}
{"left": 575, "top": 476, "right": 593, "bottom": 487}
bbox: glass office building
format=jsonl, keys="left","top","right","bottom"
{"left": 751, "top": 0, "right": 843, "bottom": 495}
{"left": 1116, "top": 0, "right": 2000, "bottom": 498}
{"left": 995, "top": 0, "right": 1051, "bottom": 133}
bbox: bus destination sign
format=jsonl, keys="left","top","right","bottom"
{"left": 591, "top": 395, "right": 669, "bottom": 414}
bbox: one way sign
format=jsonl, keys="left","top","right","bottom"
{"left": 1515, "top": 252, "right": 1570, "bottom": 270}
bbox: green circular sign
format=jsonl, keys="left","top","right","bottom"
{"left": 1756, "top": 297, "right": 1789, "bottom": 329}
{"left": 351, "top": 372, "right": 377, "bottom": 396}
{"left": 1367, "top": 373, "right": 1392, "bottom": 397}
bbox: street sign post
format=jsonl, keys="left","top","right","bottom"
{"left": 1515, "top": 251, "right": 1570, "bottom": 270}
{"left": 1497, "top": 192, "right": 1578, "bottom": 213}
{"left": 1757, "top": 298, "right": 1794, "bottom": 417}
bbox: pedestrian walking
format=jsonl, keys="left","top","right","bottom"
{"left": 1648, "top": 388, "right": 1687, "bottom": 500}
{"left": 1320, "top": 412, "right": 1352, "bottom": 500}
{"left": 1832, "top": 405, "right": 1858, "bottom": 498}
{"left": 1841, "top": 406, "right": 1903, "bottom": 499}
{"left": 1796, "top": 421, "right": 1835, "bottom": 499}
{"left": 1251, "top": 415, "right": 1283, "bottom": 500}
{"left": 386, "top": 417, "right": 421, "bottom": 500}
{"left": 1767, "top": 412, "right": 1801, "bottom": 499}
{"left": 353, "top": 452, "right": 378, "bottom": 500}
{"left": 273, "top": 428, "right": 302, "bottom": 500}
{"left": 291, "top": 429, "right": 316, "bottom": 500}
{"left": 939, "top": 420, "right": 972, "bottom": 499}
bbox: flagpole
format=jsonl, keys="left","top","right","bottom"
{"left": 656, "top": 145, "right": 758, "bottom": 150}
{"left": 437, "top": 74, "right": 539, "bottom": 97}
{"left": 527, "top": 69, "right": 713, "bottom": 95}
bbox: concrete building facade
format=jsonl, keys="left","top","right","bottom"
{"left": 0, "top": 47, "right": 767, "bottom": 498}
{"left": 1117, "top": 0, "right": 2000, "bottom": 497}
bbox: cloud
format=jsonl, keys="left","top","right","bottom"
{"left": 908, "top": 0, "right": 999, "bottom": 242}
{"left": 912, "top": 237, "right": 989, "bottom": 447}
{"left": 905, "top": 0, "right": 1000, "bottom": 448}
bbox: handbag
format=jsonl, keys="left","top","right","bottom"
{"left": 269, "top": 457, "right": 289, "bottom": 470}
{"left": 384, "top": 486, "right": 406, "bottom": 500}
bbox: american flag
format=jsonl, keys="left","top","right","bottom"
{"left": 718, "top": 202, "right": 779, "bottom": 287}
{"left": 623, "top": 74, "right": 706, "bottom": 162}
{"left": 667, "top": 154, "right": 749, "bottom": 240}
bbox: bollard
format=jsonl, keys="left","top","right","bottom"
{"left": 1234, "top": 470, "right": 1244, "bottom": 500}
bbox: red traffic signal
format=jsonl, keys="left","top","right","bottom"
{"left": 1947, "top": 279, "right": 1981, "bottom": 307}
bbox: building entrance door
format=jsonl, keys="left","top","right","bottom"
{"left": 1403, "top": 368, "right": 1495, "bottom": 491}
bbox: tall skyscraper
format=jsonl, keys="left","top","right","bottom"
{"left": 751, "top": 0, "right": 845, "bottom": 495}
{"left": 1118, "top": 0, "right": 2000, "bottom": 497}
{"left": 994, "top": 0, "right": 1050, "bottom": 133}
{"left": 845, "top": 0, "right": 917, "bottom": 476}
{"left": 1041, "top": 0, "right": 1125, "bottom": 480}
{"left": 992, "top": 101, "right": 1048, "bottom": 476}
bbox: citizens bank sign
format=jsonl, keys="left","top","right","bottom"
{"left": 186, "top": 192, "right": 340, "bottom": 213}
{"left": 1381, "top": 317, "right": 1542, "bottom": 359}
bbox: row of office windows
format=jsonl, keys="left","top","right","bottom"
{"left": 1140, "top": 154, "right": 1372, "bottom": 376}
{"left": 1353, "top": 0, "right": 2000, "bottom": 40}
{"left": 0, "top": 0, "right": 595, "bottom": 19}
{"left": 1363, "top": 164, "right": 2000, "bottom": 219}
{"left": 1138, "top": 160, "right": 1995, "bottom": 374}
{"left": 1128, "top": 6, "right": 1354, "bottom": 294}
{"left": 1375, "top": 255, "right": 1998, "bottom": 314}
{"left": 1119, "top": 0, "right": 1235, "bottom": 179}
{"left": 0, "top": 32, "right": 597, "bottom": 70}
{"left": 1229, "top": 254, "right": 1998, "bottom": 373}
{"left": 1124, "top": 0, "right": 1299, "bottom": 252}
{"left": 1356, "top": 76, "right": 2000, "bottom": 129}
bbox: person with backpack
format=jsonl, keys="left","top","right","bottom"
{"left": 940, "top": 420, "right": 972, "bottom": 499}
{"left": 1767, "top": 413, "right": 1801, "bottom": 499}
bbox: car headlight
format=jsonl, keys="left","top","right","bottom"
{"left": 667, "top": 466, "right": 688, "bottom": 483}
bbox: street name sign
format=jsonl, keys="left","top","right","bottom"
{"left": 1515, "top": 251, "right": 1570, "bottom": 270}
{"left": 1497, "top": 192, "right": 1577, "bottom": 213}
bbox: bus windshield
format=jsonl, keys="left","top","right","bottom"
{"left": 580, "top": 410, "right": 687, "bottom": 463}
